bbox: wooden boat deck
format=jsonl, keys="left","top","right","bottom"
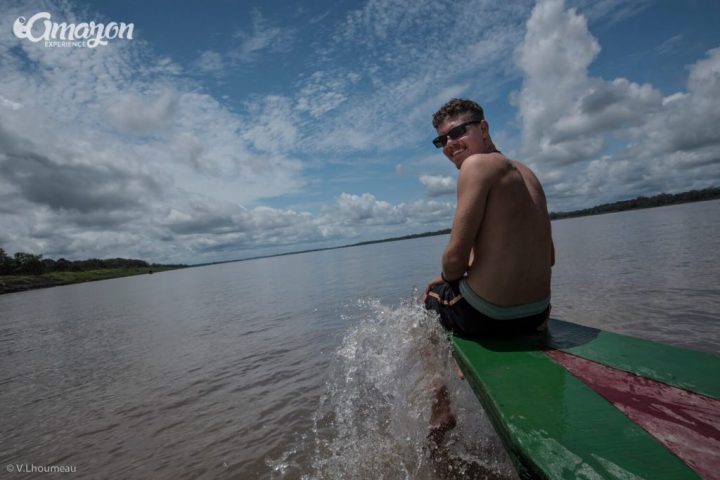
{"left": 451, "top": 319, "right": 720, "bottom": 479}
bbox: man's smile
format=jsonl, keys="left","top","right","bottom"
{"left": 448, "top": 146, "right": 467, "bottom": 165}
{"left": 450, "top": 147, "right": 466, "bottom": 158}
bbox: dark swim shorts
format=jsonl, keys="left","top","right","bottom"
{"left": 424, "top": 279, "right": 550, "bottom": 337}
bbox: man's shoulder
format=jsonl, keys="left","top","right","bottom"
{"left": 460, "top": 153, "right": 512, "bottom": 178}
{"left": 507, "top": 159, "right": 542, "bottom": 186}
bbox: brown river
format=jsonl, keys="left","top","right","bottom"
{"left": 1, "top": 200, "right": 718, "bottom": 479}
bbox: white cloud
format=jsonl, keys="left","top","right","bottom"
{"left": 295, "top": 71, "right": 356, "bottom": 118}
{"left": 656, "top": 34, "right": 684, "bottom": 55}
{"left": 551, "top": 79, "right": 663, "bottom": 141}
{"left": 419, "top": 175, "right": 455, "bottom": 197}
{"left": 321, "top": 193, "right": 454, "bottom": 230}
{"left": 306, "top": 0, "right": 531, "bottom": 153}
{"left": 0, "top": 1, "right": 311, "bottom": 262}
{"left": 241, "top": 95, "right": 300, "bottom": 154}
{"left": 151, "top": 192, "right": 455, "bottom": 262}
{"left": 619, "top": 47, "right": 720, "bottom": 183}
{"left": 231, "top": 10, "right": 295, "bottom": 62}
{"left": 516, "top": 0, "right": 602, "bottom": 165}
{"left": 687, "top": 47, "right": 720, "bottom": 98}
{"left": 107, "top": 89, "right": 179, "bottom": 134}
{"left": 0, "top": 95, "right": 23, "bottom": 110}
{"left": 570, "top": 0, "right": 652, "bottom": 26}
{"left": 333, "top": 193, "right": 404, "bottom": 224}
{"left": 195, "top": 50, "right": 224, "bottom": 74}
{"left": 516, "top": 0, "right": 720, "bottom": 210}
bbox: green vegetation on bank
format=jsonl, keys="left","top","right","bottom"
{"left": 549, "top": 187, "right": 720, "bottom": 220}
{"left": 0, "top": 250, "right": 186, "bottom": 295}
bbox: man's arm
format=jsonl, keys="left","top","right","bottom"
{"left": 441, "top": 155, "right": 501, "bottom": 280}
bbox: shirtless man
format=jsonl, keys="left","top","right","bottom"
{"left": 424, "top": 98, "right": 555, "bottom": 337}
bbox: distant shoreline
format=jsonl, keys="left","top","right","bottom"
{"left": 194, "top": 187, "right": 720, "bottom": 268}
{"left": 0, "top": 266, "right": 182, "bottom": 296}
{"left": 548, "top": 187, "right": 719, "bottom": 221}
{"left": 1, "top": 187, "right": 717, "bottom": 296}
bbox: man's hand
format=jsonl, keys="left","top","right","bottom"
{"left": 424, "top": 274, "right": 445, "bottom": 296}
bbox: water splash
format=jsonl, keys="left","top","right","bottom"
{"left": 301, "top": 296, "right": 518, "bottom": 480}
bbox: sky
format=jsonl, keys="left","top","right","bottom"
{"left": 1, "top": 0, "right": 719, "bottom": 264}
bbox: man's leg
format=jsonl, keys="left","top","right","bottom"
{"left": 422, "top": 282, "right": 462, "bottom": 454}
{"left": 428, "top": 382, "right": 456, "bottom": 442}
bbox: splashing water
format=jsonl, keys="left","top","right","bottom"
{"left": 297, "top": 296, "right": 519, "bottom": 480}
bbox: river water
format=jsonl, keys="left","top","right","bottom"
{"left": 1, "top": 200, "right": 718, "bottom": 479}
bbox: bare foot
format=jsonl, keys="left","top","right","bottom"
{"left": 454, "top": 358, "right": 465, "bottom": 381}
{"left": 427, "top": 384, "right": 457, "bottom": 478}
{"left": 429, "top": 385, "right": 456, "bottom": 440}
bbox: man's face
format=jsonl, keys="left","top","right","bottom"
{"left": 436, "top": 115, "right": 485, "bottom": 169}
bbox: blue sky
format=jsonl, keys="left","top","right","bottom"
{"left": 1, "top": 0, "right": 719, "bottom": 264}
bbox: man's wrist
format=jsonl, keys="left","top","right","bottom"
{"left": 441, "top": 271, "right": 460, "bottom": 283}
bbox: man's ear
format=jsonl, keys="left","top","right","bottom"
{"left": 480, "top": 119, "right": 489, "bottom": 137}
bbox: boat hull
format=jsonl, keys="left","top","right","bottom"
{"left": 451, "top": 319, "right": 720, "bottom": 479}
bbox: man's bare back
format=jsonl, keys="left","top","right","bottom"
{"left": 463, "top": 153, "right": 553, "bottom": 307}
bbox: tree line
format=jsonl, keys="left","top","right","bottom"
{"left": 549, "top": 187, "right": 720, "bottom": 220}
{"left": 0, "top": 249, "right": 184, "bottom": 276}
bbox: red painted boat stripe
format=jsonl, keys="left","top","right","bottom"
{"left": 546, "top": 349, "right": 720, "bottom": 480}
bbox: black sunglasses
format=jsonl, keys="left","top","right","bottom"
{"left": 432, "top": 120, "right": 482, "bottom": 148}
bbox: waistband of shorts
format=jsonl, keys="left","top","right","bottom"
{"left": 459, "top": 278, "right": 550, "bottom": 320}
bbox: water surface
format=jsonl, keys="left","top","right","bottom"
{"left": 1, "top": 200, "right": 718, "bottom": 479}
